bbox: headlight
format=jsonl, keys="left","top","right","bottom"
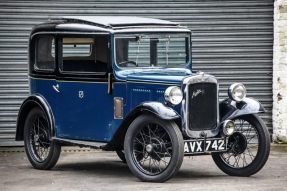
{"left": 164, "top": 86, "right": 183, "bottom": 105}
{"left": 228, "top": 83, "right": 246, "bottom": 101}
{"left": 222, "top": 120, "right": 235, "bottom": 136}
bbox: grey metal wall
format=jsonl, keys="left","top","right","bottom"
{"left": 0, "top": 0, "right": 274, "bottom": 146}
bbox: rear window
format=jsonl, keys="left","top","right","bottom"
{"left": 35, "top": 35, "right": 55, "bottom": 71}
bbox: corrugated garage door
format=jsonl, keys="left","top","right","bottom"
{"left": 0, "top": 0, "right": 273, "bottom": 146}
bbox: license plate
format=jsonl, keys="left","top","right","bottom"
{"left": 183, "top": 138, "right": 227, "bottom": 154}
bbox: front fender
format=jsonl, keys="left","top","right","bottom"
{"left": 137, "top": 102, "right": 180, "bottom": 120}
{"left": 15, "top": 94, "right": 55, "bottom": 141}
{"left": 220, "top": 97, "right": 265, "bottom": 121}
{"left": 102, "top": 101, "right": 179, "bottom": 151}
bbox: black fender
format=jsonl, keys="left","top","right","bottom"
{"left": 15, "top": 94, "right": 55, "bottom": 141}
{"left": 136, "top": 102, "right": 180, "bottom": 120}
{"left": 220, "top": 97, "right": 265, "bottom": 121}
{"left": 102, "top": 101, "right": 180, "bottom": 151}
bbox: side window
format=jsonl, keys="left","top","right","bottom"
{"left": 60, "top": 37, "right": 108, "bottom": 73}
{"left": 35, "top": 36, "right": 55, "bottom": 71}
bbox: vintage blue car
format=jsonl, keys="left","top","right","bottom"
{"left": 15, "top": 16, "right": 270, "bottom": 182}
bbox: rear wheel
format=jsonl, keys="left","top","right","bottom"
{"left": 124, "top": 114, "right": 184, "bottom": 182}
{"left": 24, "top": 107, "right": 61, "bottom": 170}
{"left": 212, "top": 114, "right": 270, "bottom": 176}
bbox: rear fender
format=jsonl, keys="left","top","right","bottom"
{"left": 220, "top": 97, "right": 265, "bottom": 121}
{"left": 15, "top": 94, "right": 55, "bottom": 141}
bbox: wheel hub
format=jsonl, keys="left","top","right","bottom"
{"left": 146, "top": 138, "right": 166, "bottom": 161}
{"left": 34, "top": 135, "right": 39, "bottom": 143}
{"left": 228, "top": 132, "right": 247, "bottom": 155}
{"left": 34, "top": 129, "right": 50, "bottom": 148}
{"left": 146, "top": 144, "right": 153, "bottom": 153}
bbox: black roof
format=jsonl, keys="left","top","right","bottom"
{"left": 30, "top": 16, "right": 190, "bottom": 35}
{"left": 51, "top": 16, "right": 180, "bottom": 29}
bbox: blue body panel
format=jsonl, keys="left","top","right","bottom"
{"left": 29, "top": 78, "right": 57, "bottom": 115}
{"left": 126, "top": 81, "right": 182, "bottom": 114}
{"left": 30, "top": 72, "right": 189, "bottom": 142}
{"left": 55, "top": 81, "right": 113, "bottom": 141}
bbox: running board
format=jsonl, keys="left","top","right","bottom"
{"left": 52, "top": 137, "right": 107, "bottom": 149}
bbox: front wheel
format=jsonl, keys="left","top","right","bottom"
{"left": 124, "top": 114, "right": 184, "bottom": 182}
{"left": 212, "top": 114, "right": 270, "bottom": 176}
{"left": 24, "top": 107, "right": 61, "bottom": 170}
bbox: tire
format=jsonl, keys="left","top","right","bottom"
{"left": 124, "top": 114, "right": 184, "bottom": 182}
{"left": 212, "top": 114, "right": 270, "bottom": 176}
{"left": 24, "top": 107, "right": 61, "bottom": 170}
{"left": 116, "top": 149, "right": 126, "bottom": 163}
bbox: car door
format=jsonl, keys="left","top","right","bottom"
{"left": 54, "top": 35, "right": 113, "bottom": 142}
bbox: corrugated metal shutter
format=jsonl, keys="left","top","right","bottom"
{"left": 0, "top": 0, "right": 273, "bottom": 146}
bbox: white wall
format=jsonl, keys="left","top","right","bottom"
{"left": 273, "top": 0, "right": 287, "bottom": 143}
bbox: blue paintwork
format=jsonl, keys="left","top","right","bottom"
{"left": 125, "top": 80, "right": 182, "bottom": 115}
{"left": 55, "top": 81, "right": 114, "bottom": 141}
{"left": 29, "top": 78, "right": 57, "bottom": 115}
{"left": 114, "top": 68, "right": 192, "bottom": 83}
{"left": 30, "top": 78, "right": 114, "bottom": 142}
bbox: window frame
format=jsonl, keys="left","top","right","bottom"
{"left": 57, "top": 34, "right": 110, "bottom": 76}
{"left": 33, "top": 34, "right": 56, "bottom": 73}
{"left": 114, "top": 33, "right": 191, "bottom": 69}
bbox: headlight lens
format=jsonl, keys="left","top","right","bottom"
{"left": 228, "top": 83, "right": 246, "bottom": 101}
{"left": 222, "top": 120, "right": 235, "bottom": 136}
{"left": 164, "top": 86, "right": 183, "bottom": 105}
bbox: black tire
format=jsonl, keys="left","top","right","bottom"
{"left": 212, "top": 114, "right": 270, "bottom": 176}
{"left": 124, "top": 114, "right": 184, "bottom": 182}
{"left": 116, "top": 149, "right": 126, "bottom": 163}
{"left": 24, "top": 107, "right": 61, "bottom": 170}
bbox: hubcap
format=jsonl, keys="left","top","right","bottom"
{"left": 146, "top": 144, "right": 153, "bottom": 153}
{"left": 228, "top": 132, "right": 247, "bottom": 155}
{"left": 34, "top": 135, "right": 39, "bottom": 143}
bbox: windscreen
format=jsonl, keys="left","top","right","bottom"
{"left": 115, "top": 34, "right": 190, "bottom": 68}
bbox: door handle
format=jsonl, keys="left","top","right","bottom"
{"left": 53, "top": 84, "right": 60, "bottom": 92}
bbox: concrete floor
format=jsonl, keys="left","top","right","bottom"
{"left": 0, "top": 146, "right": 286, "bottom": 191}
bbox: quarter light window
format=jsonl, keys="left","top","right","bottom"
{"left": 35, "top": 36, "right": 55, "bottom": 71}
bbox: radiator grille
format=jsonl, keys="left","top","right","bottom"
{"left": 187, "top": 83, "right": 217, "bottom": 131}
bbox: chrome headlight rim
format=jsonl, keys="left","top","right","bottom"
{"left": 228, "top": 83, "right": 246, "bottom": 102}
{"left": 164, "top": 86, "right": 183, "bottom": 105}
{"left": 222, "top": 120, "right": 235, "bottom": 136}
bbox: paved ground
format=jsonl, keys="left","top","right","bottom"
{"left": 0, "top": 146, "right": 286, "bottom": 191}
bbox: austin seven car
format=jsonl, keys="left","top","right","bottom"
{"left": 15, "top": 16, "right": 270, "bottom": 182}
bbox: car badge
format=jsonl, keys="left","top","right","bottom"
{"left": 79, "top": 91, "right": 84, "bottom": 98}
{"left": 192, "top": 89, "right": 204, "bottom": 98}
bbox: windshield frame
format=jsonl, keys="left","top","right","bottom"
{"left": 114, "top": 33, "right": 191, "bottom": 69}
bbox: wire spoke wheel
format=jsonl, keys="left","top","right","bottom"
{"left": 24, "top": 107, "right": 61, "bottom": 170}
{"left": 212, "top": 114, "right": 270, "bottom": 176}
{"left": 124, "top": 114, "right": 183, "bottom": 182}
{"left": 220, "top": 118, "right": 259, "bottom": 168}
{"left": 30, "top": 116, "right": 51, "bottom": 162}
{"left": 133, "top": 123, "right": 172, "bottom": 175}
